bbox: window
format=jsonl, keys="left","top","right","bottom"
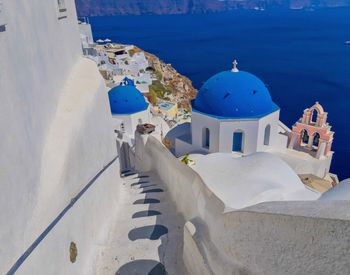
{"left": 57, "top": 0, "right": 66, "bottom": 12}
{"left": 202, "top": 128, "right": 210, "bottom": 148}
{"left": 233, "top": 131, "right": 244, "bottom": 153}
{"left": 264, "top": 125, "right": 271, "bottom": 146}
{"left": 57, "top": 0, "right": 67, "bottom": 20}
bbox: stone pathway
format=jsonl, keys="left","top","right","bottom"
{"left": 95, "top": 171, "right": 184, "bottom": 275}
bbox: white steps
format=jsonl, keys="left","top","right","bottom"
{"left": 94, "top": 171, "right": 184, "bottom": 275}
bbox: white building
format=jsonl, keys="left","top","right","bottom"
{"left": 0, "top": 1, "right": 122, "bottom": 273}
{"left": 175, "top": 61, "right": 280, "bottom": 157}
{"left": 108, "top": 77, "right": 150, "bottom": 137}
{"left": 79, "top": 19, "right": 96, "bottom": 56}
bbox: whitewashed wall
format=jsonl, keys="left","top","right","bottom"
{"left": 219, "top": 119, "right": 259, "bottom": 153}
{"left": 0, "top": 1, "right": 121, "bottom": 273}
{"left": 136, "top": 135, "right": 350, "bottom": 275}
{"left": 191, "top": 112, "right": 221, "bottom": 152}
{"left": 111, "top": 108, "right": 150, "bottom": 135}
{"left": 256, "top": 110, "right": 280, "bottom": 150}
{"left": 79, "top": 23, "right": 94, "bottom": 47}
{"left": 190, "top": 110, "right": 279, "bottom": 155}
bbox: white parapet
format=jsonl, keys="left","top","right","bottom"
{"left": 135, "top": 134, "right": 350, "bottom": 275}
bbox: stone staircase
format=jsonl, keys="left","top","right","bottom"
{"left": 95, "top": 171, "right": 184, "bottom": 275}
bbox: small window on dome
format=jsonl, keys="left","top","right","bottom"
{"left": 253, "top": 90, "right": 257, "bottom": 95}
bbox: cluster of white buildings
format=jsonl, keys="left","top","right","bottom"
{"left": 2, "top": 1, "right": 350, "bottom": 274}
{"left": 80, "top": 30, "right": 154, "bottom": 94}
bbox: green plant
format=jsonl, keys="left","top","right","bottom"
{"left": 148, "top": 90, "right": 158, "bottom": 105}
{"left": 150, "top": 81, "right": 167, "bottom": 99}
{"left": 155, "top": 70, "right": 163, "bottom": 81}
{"left": 181, "top": 154, "right": 191, "bottom": 165}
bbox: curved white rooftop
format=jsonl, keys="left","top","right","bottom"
{"left": 320, "top": 179, "right": 350, "bottom": 201}
{"left": 188, "top": 152, "right": 320, "bottom": 209}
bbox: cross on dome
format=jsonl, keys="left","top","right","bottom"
{"left": 232, "top": 59, "right": 239, "bottom": 73}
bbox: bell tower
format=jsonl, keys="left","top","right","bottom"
{"left": 288, "top": 102, "right": 334, "bottom": 159}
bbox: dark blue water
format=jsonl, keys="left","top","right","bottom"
{"left": 90, "top": 9, "right": 350, "bottom": 179}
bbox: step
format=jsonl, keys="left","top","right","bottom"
{"left": 95, "top": 169, "right": 184, "bottom": 275}
{"left": 130, "top": 183, "right": 159, "bottom": 190}
{"left": 123, "top": 173, "right": 150, "bottom": 181}
{"left": 127, "top": 190, "right": 168, "bottom": 201}
{"left": 114, "top": 203, "right": 177, "bottom": 223}
{"left": 130, "top": 186, "right": 166, "bottom": 196}
{"left": 124, "top": 176, "right": 163, "bottom": 186}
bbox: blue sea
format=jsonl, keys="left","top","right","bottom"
{"left": 90, "top": 9, "right": 350, "bottom": 180}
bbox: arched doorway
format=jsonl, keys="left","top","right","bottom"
{"left": 301, "top": 129, "right": 309, "bottom": 145}
{"left": 264, "top": 125, "right": 271, "bottom": 146}
{"left": 233, "top": 131, "right": 244, "bottom": 153}
{"left": 202, "top": 128, "right": 210, "bottom": 148}
{"left": 313, "top": 132, "right": 320, "bottom": 147}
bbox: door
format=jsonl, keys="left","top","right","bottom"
{"left": 233, "top": 132, "right": 243, "bottom": 152}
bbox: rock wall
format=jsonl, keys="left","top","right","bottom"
{"left": 145, "top": 49, "right": 197, "bottom": 109}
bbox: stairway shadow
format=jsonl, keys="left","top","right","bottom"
{"left": 128, "top": 225, "right": 168, "bottom": 241}
{"left": 115, "top": 259, "right": 166, "bottom": 275}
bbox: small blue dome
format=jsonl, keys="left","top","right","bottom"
{"left": 108, "top": 78, "right": 148, "bottom": 115}
{"left": 192, "top": 71, "right": 279, "bottom": 119}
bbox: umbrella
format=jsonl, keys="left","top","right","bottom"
{"left": 104, "top": 38, "right": 112, "bottom": 43}
{"left": 96, "top": 39, "right": 104, "bottom": 43}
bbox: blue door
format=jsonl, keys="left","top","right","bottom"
{"left": 233, "top": 132, "right": 243, "bottom": 152}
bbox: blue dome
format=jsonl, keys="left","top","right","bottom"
{"left": 192, "top": 71, "right": 279, "bottom": 119}
{"left": 108, "top": 78, "right": 148, "bottom": 115}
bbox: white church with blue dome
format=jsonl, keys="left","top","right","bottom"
{"left": 175, "top": 61, "right": 281, "bottom": 156}
{"left": 108, "top": 77, "right": 150, "bottom": 136}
